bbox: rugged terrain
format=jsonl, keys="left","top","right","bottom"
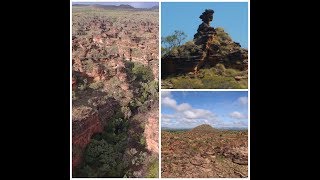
{"left": 161, "top": 124, "right": 248, "bottom": 178}
{"left": 161, "top": 9, "right": 248, "bottom": 89}
{"left": 72, "top": 5, "right": 159, "bottom": 178}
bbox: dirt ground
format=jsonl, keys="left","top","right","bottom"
{"left": 161, "top": 126, "right": 248, "bottom": 178}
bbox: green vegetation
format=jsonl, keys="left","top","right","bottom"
{"left": 83, "top": 59, "right": 95, "bottom": 72}
{"left": 161, "top": 28, "right": 247, "bottom": 89}
{"left": 162, "top": 65, "right": 247, "bottom": 89}
{"left": 162, "top": 30, "right": 187, "bottom": 56}
{"left": 146, "top": 158, "right": 159, "bottom": 178}
{"left": 131, "top": 62, "right": 154, "bottom": 82}
{"left": 73, "top": 7, "right": 158, "bottom": 25}
{"left": 139, "top": 136, "right": 146, "bottom": 146}
{"left": 72, "top": 91, "right": 77, "bottom": 100}
{"left": 72, "top": 6, "right": 159, "bottom": 177}
{"left": 74, "top": 113, "right": 129, "bottom": 178}
{"left": 162, "top": 30, "right": 187, "bottom": 48}
{"left": 163, "top": 40, "right": 202, "bottom": 57}
{"left": 161, "top": 28, "right": 243, "bottom": 58}
{"left": 125, "top": 61, "right": 159, "bottom": 112}
{"left": 73, "top": 61, "right": 159, "bottom": 178}
{"left": 89, "top": 81, "right": 104, "bottom": 90}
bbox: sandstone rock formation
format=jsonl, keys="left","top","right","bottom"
{"left": 162, "top": 9, "right": 248, "bottom": 75}
{"left": 72, "top": 98, "right": 118, "bottom": 169}
{"left": 144, "top": 111, "right": 159, "bottom": 154}
{"left": 193, "top": 9, "right": 217, "bottom": 72}
{"left": 194, "top": 9, "right": 216, "bottom": 49}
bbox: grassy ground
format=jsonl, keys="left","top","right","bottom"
{"left": 73, "top": 7, "right": 158, "bottom": 23}
{"left": 161, "top": 67, "right": 248, "bottom": 89}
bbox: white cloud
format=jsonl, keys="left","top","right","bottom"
{"left": 229, "top": 111, "right": 247, "bottom": 119}
{"left": 237, "top": 97, "right": 248, "bottom": 105}
{"left": 161, "top": 93, "right": 219, "bottom": 128}
{"left": 162, "top": 97, "right": 177, "bottom": 109}
{"left": 176, "top": 103, "right": 192, "bottom": 111}
{"left": 162, "top": 118, "right": 171, "bottom": 123}
{"left": 182, "top": 109, "right": 215, "bottom": 119}
{"left": 183, "top": 110, "right": 197, "bottom": 119}
{"left": 162, "top": 93, "right": 192, "bottom": 112}
{"left": 161, "top": 114, "right": 174, "bottom": 119}
{"left": 161, "top": 93, "right": 248, "bottom": 129}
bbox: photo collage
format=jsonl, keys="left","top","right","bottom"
{"left": 71, "top": 0, "right": 249, "bottom": 178}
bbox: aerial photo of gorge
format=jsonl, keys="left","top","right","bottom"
{"left": 72, "top": 2, "right": 159, "bottom": 178}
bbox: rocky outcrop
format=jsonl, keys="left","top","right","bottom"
{"left": 214, "top": 146, "right": 248, "bottom": 165}
{"left": 162, "top": 9, "right": 248, "bottom": 75}
{"left": 72, "top": 106, "right": 101, "bottom": 169}
{"left": 144, "top": 112, "right": 159, "bottom": 154}
{"left": 194, "top": 9, "right": 216, "bottom": 50}
{"left": 72, "top": 98, "right": 118, "bottom": 169}
{"left": 72, "top": 107, "right": 100, "bottom": 147}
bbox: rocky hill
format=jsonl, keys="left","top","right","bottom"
{"left": 190, "top": 124, "right": 216, "bottom": 133}
{"left": 161, "top": 9, "right": 248, "bottom": 89}
{"left": 162, "top": 9, "right": 247, "bottom": 75}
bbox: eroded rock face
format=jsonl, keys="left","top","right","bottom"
{"left": 72, "top": 106, "right": 102, "bottom": 169}
{"left": 144, "top": 112, "right": 159, "bottom": 154}
{"left": 72, "top": 98, "right": 118, "bottom": 169}
{"left": 72, "top": 106, "right": 102, "bottom": 147}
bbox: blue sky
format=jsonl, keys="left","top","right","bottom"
{"left": 162, "top": 2, "right": 248, "bottom": 48}
{"left": 72, "top": 2, "right": 159, "bottom": 8}
{"left": 162, "top": 91, "right": 248, "bottom": 129}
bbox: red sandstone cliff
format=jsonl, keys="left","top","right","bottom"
{"left": 144, "top": 111, "right": 159, "bottom": 154}
{"left": 72, "top": 99, "right": 118, "bottom": 169}
{"left": 72, "top": 106, "right": 102, "bottom": 169}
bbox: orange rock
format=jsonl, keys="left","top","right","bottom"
{"left": 144, "top": 113, "right": 159, "bottom": 154}
{"left": 72, "top": 107, "right": 103, "bottom": 169}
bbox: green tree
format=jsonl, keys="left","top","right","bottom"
{"left": 174, "top": 30, "right": 187, "bottom": 46}
{"left": 161, "top": 30, "right": 187, "bottom": 53}
{"left": 132, "top": 63, "right": 154, "bottom": 82}
{"left": 84, "top": 139, "right": 123, "bottom": 177}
